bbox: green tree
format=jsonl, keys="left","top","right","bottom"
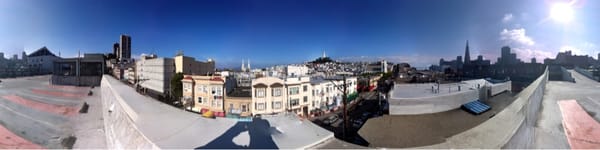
{"left": 170, "top": 72, "right": 184, "bottom": 102}
{"left": 312, "top": 57, "right": 333, "bottom": 64}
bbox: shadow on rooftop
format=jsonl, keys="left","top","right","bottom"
{"left": 196, "top": 117, "right": 279, "bottom": 149}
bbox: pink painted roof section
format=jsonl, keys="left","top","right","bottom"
{"left": 2, "top": 95, "right": 78, "bottom": 116}
{"left": 0, "top": 124, "right": 43, "bottom": 149}
{"left": 558, "top": 99, "right": 600, "bottom": 149}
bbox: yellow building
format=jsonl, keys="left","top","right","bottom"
{"left": 182, "top": 75, "right": 225, "bottom": 117}
{"left": 174, "top": 54, "right": 215, "bottom": 75}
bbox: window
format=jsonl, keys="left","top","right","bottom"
{"left": 212, "top": 86, "right": 223, "bottom": 96}
{"left": 257, "top": 103, "right": 265, "bottom": 110}
{"left": 289, "top": 87, "right": 299, "bottom": 95}
{"left": 272, "top": 88, "right": 282, "bottom": 97}
{"left": 216, "top": 87, "right": 223, "bottom": 96}
{"left": 303, "top": 85, "right": 308, "bottom": 92}
{"left": 256, "top": 88, "right": 266, "bottom": 98}
{"left": 274, "top": 101, "right": 282, "bottom": 109}
{"left": 242, "top": 105, "right": 248, "bottom": 112}
{"left": 197, "top": 97, "right": 203, "bottom": 103}
{"left": 183, "top": 83, "right": 192, "bottom": 92}
{"left": 212, "top": 99, "right": 220, "bottom": 108}
{"left": 197, "top": 86, "right": 203, "bottom": 93}
{"left": 303, "top": 96, "right": 308, "bottom": 103}
{"left": 290, "top": 99, "right": 300, "bottom": 106}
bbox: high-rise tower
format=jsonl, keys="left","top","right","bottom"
{"left": 119, "top": 34, "right": 131, "bottom": 62}
{"left": 464, "top": 40, "right": 471, "bottom": 64}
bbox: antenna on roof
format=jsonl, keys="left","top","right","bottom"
{"left": 176, "top": 50, "right": 183, "bottom": 56}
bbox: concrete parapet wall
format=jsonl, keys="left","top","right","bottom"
{"left": 389, "top": 89, "right": 478, "bottom": 115}
{"left": 575, "top": 67, "right": 599, "bottom": 81}
{"left": 418, "top": 67, "right": 548, "bottom": 149}
{"left": 101, "top": 76, "right": 158, "bottom": 149}
{"left": 52, "top": 75, "right": 101, "bottom": 86}
{"left": 561, "top": 67, "right": 575, "bottom": 82}
{"left": 490, "top": 81, "right": 511, "bottom": 96}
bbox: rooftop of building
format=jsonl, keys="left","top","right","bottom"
{"left": 28, "top": 47, "right": 58, "bottom": 57}
{"left": 103, "top": 75, "right": 333, "bottom": 148}
{"left": 227, "top": 87, "right": 252, "bottom": 97}
{"left": 390, "top": 79, "right": 491, "bottom": 99}
{"left": 55, "top": 54, "right": 105, "bottom": 63}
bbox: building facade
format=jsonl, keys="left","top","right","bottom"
{"left": 182, "top": 75, "right": 226, "bottom": 117}
{"left": 135, "top": 55, "right": 175, "bottom": 96}
{"left": 251, "top": 77, "right": 288, "bottom": 115}
{"left": 224, "top": 87, "right": 252, "bottom": 117}
{"left": 52, "top": 54, "right": 105, "bottom": 86}
{"left": 174, "top": 54, "right": 215, "bottom": 75}
{"left": 284, "top": 76, "right": 312, "bottom": 116}
{"left": 286, "top": 65, "right": 309, "bottom": 77}
{"left": 119, "top": 34, "right": 131, "bottom": 62}
{"left": 27, "top": 47, "right": 61, "bottom": 75}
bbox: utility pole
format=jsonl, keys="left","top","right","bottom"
{"left": 328, "top": 75, "right": 350, "bottom": 140}
{"left": 342, "top": 75, "right": 348, "bottom": 140}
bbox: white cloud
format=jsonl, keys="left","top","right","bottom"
{"left": 500, "top": 28, "right": 535, "bottom": 46}
{"left": 502, "top": 13, "right": 513, "bottom": 23}
{"left": 132, "top": 53, "right": 148, "bottom": 60}
{"left": 511, "top": 47, "right": 554, "bottom": 62}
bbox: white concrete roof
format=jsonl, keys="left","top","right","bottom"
{"left": 390, "top": 79, "right": 486, "bottom": 99}
{"left": 103, "top": 76, "right": 333, "bottom": 149}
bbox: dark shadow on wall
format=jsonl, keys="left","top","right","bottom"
{"left": 196, "top": 117, "right": 279, "bottom": 149}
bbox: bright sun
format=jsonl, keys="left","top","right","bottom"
{"left": 550, "top": 3, "right": 574, "bottom": 23}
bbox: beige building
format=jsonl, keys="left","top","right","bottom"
{"left": 251, "top": 77, "right": 287, "bottom": 115}
{"left": 174, "top": 54, "right": 215, "bottom": 75}
{"left": 182, "top": 75, "right": 226, "bottom": 117}
{"left": 284, "top": 76, "right": 312, "bottom": 116}
{"left": 224, "top": 87, "right": 252, "bottom": 117}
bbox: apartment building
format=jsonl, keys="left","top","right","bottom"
{"left": 251, "top": 77, "right": 288, "bottom": 115}
{"left": 284, "top": 76, "right": 312, "bottom": 116}
{"left": 182, "top": 75, "right": 226, "bottom": 117}
{"left": 224, "top": 87, "right": 252, "bottom": 117}
{"left": 136, "top": 55, "right": 175, "bottom": 96}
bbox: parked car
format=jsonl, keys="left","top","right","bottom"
{"left": 352, "top": 119, "right": 364, "bottom": 128}
{"left": 323, "top": 115, "right": 339, "bottom": 125}
{"left": 361, "top": 112, "right": 371, "bottom": 119}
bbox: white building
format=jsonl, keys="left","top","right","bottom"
{"left": 135, "top": 55, "right": 175, "bottom": 95}
{"left": 27, "top": 47, "right": 61, "bottom": 74}
{"left": 286, "top": 65, "right": 309, "bottom": 77}
{"left": 284, "top": 76, "right": 312, "bottom": 116}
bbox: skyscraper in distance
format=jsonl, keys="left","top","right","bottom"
{"left": 119, "top": 34, "right": 131, "bottom": 62}
{"left": 113, "top": 43, "right": 120, "bottom": 59}
{"left": 464, "top": 40, "right": 470, "bottom": 65}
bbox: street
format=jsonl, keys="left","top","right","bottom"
{"left": 311, "top": 91, "right": 385, "bottom": 146}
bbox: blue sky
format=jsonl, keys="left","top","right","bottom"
{"left": 1, "top": 0, "right": 599, "bottom": 68}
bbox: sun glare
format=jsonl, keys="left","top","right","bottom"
{"left": 550, "top": 3, "right": 574, "bottom": 23}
